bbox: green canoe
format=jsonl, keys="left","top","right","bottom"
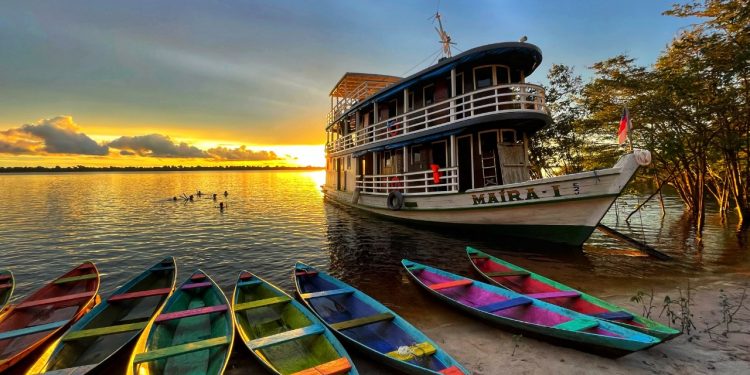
{"left": 0, "top": 270, "right": 13, "bottom": 316}
{"left": 128, "top": 270, "right": 234, "bottom": 375}
{"left": 467, "top": 246, "right": 681, "bottom": 340}
{"left": 232, "top": 271, "right": 357, "bottom": 375}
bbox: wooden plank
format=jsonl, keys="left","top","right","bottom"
{"left": 429, "top": 279, "right": 473, "bottom": 291}
{"left": 16, "top": 291, "right": 96, "bottom": 309}
{"left": 295, "top": 271, "right": 318, "bottom": 277}
{"left": 236, "top": 280, "right": 262, "bottom": 288}
{"left": 484, "top": 270, "right": 530, "bottom": 277}
{"left": 0, "top": 283, "right": 11, "bottom": 290}
{"left": 290, "top": 357, "right": 352, "bottom": 375}
{"left": 0, "top": 320, "right": 69, "bottom": 340}
{"left": 239, "top": 272, "right": 254, "bottom": 280}
{"left": 246, "top": 325, "right": 324, "bottom": 350}
{"left": 476, "top": 297, "right": 532, "bottom": 313}
{"left": 132, "top": 336, "right": 230, "bottom": 364}
{"left": 181, "top": 281, "right": 211, "bottom": 290}
{"left": 554, "top": 319, "right": 599, "bottom": 331}
{"left": 53, "top": 273, "right": 97, "bottom": 284}
{"left": 329, "top": 312, "right": 394, "bottom": 331}
{"left": 190, "top": 273, "right": 206, "bottom": 281}
{"left": 234, "top": 296, "right": 290, "bottom": 312}
{"left": 299, "top": 289, "right": 353, "bottom": 299}
{"left": 109, "top": 288, "right": 172, "bottom": 302}
{"left": 62, "top": 321, "right": 147, "bottom": 341}
{"left": 404, "top": 264, "right": 426, "bottom": 271}
{"left": 527, "top": 291, "right": 581, "bottom": 299}
{"left": 591, "top": 311, "right": 634, "bottom": 321}
{"left": 0, "top": 275, "right": 11, "bottom": 282}
{"left": 155, "top": 305, "right": 228, "bottom": 323}
{"left": 386, "top": 342, "right": 436, "bottom": 361}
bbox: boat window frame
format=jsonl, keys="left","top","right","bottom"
{"left": 500, "top": 129, "right": 517, "bottom": 144}
{"left": 423, "top": 83, "right": 435, "bottom": 107}
{"left": 456, "top": 134, "right": 475, "bottom": 190}
{"left": 431, "top": 140, "right": 448, "bottom": 168}
{"left": 478, "top": 129, "right": 500, "bottom": 155}
{"left": 472, "top": 64, "right": 512, "bottom": 90}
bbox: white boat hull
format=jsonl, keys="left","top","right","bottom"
{"left": 323, "top": 150, "right": 650, "bottom": 246}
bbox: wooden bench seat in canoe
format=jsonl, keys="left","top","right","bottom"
{"left": 590, "top": 311, "right": 634, "bottom": 321}
{"left": 290, "top": 357, "right": 352, "bottom": 375}
{"left": 526, "top": 291, "right": 581, "bottom": 299}
{"left": 385, "top": 342, "right": 436, "bottom": 361}
{"left": 53, "top": 273, "right": 98, "bottom": 284}
{"left": 429, "top": 279, "right": 473, "bottom": 291}
{"left": 329, "top": 312, "right": 394, "bottom": 331}
{"left": 155, "top": 305, "right": 228, "bottom": 323}
{"left": 0, "top": 319, "right": 69, "bottom": 340}
{"left": 295, "top": 270, "right": 319, "bottom": 277}
{"left": 234, "top": 296, "right": 290, "bottom": 312}
{"left": 554, "top": 319, "right": 599, "bottom": 331}
{"left": 236, "top": 279, "right": 262, "bottom": 288}
{"left": 0, "top": 274, "right": 11, "bottom": 282}
{"left": 132, "top": 336, "right": 231, "bottom": 364}
{"left": 108, "top": 288, "right": 172, "bottom": 302}
{"left": 439, "top": 366, "right": 466, "bottom": 375}
{"left": 62, "top": 321, "right": 148, "bottom": 341}
{"left": 476, "top": 297, "right": 533, "bottom": 313}
{"left": 16, "top": 291, "right": 96, "bottom": 309}
{"left": 299, "top": 288, "right": 353, "bottom": 299}
{"left": 246, "top": 324, "right": 324, "bottom": 350}
{"left": 0, "top": 283, "right": 11, "bottom": 290}
{"left": 404, "top": 264, "right": 426, "bottom": 271}
{"left": 181, "top": 281, "right": 211, "bottom": 290}
{"left": 484, "top": 270, "right": 530, "bottom": 277}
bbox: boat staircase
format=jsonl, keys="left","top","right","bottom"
{"left": 481, "top": 151, "right": 498, "bottom": 187}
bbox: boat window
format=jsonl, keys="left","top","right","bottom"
{"left": 385, "top": 151, "right": 392, "bottom": 167}
{"left": 501, "top": 129, "right": 516, "bottom": 144}
{"left": 474, "top": 66, "right": 493, "bottom": 90}
{"left": 423, "top": 84, "right": 435, "bottom": 106}
{"left": 411, "top": 145, "right": 422, "bottom": 164}
{"left": 497, "top": 66, "right": 510, "bottom": 84}
{"left": 407, "top": 91, "right": 415, "bottom": 111}
{"left": 388, "top": 99, "right": 398, "bottom": 118}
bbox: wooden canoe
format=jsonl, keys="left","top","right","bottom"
{"left": 28, "top": 257, "right": 177, "bottom": 374}
{"left": 0, "top": 262, "right": 100, "bottom": 372}
{"left": 0, "top": 270, "right": 14, "bottom": 319}
{"left": 293, "top": 262, "right": 468, "bottom": 375}
{"left": 466, "top": 247, "right": 681, "bottom": 340}
{"left": 127, "top": 270, "right": 234, "bottom": 375}
{"left": 402, "top": 259, "right": 662, "bottom": 357}
{"left": 232, "top": 271, "right": 358, "bottom": 375}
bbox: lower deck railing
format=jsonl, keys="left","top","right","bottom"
{"left": 356, "top": 167, "right": 459, "bottom": 195}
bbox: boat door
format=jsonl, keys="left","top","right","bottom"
{"left": 457, "top": 135, "right": 473, "bottom": 192}
{"left": 497, "top": 130, "right": 530, "bottom": 184}
{"left": 336, "top": 157, "right": 343, "bottom": 191}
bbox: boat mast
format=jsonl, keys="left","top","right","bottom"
{"left": 433, "top": 11, "right": 454, "bottom": 59}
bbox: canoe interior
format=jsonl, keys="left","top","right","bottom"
{"left": 0, "top": 270, "right": 13, "bottom": 311}
{"left": 467, "top": 247, "right": 680, "bottom": 340}
{"left": 296, "top": 269, "right": 453, "bottom": 372}
{"left": 138, "top": 272, "right": 231, "bottom": 375}
{"left": 234, "top": 275, "right": 350, "bottom": 374}
{"left": 0, "top": 262, "right": 99, "bottom": 369}
{"left": 409, "top": 265, "right": 622, "bottom": 337}
{"left": 42, "top": 258, "right": 176, "bottom": 371}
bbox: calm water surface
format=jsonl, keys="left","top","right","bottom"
{"left": 1, "top": 170, "right": 748, "bottom": 372}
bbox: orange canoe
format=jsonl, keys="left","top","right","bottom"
{"left": 0, "top": 262, "right": 100, "bottom": 372}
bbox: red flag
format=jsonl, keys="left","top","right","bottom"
{"left": 618, "top": 106, "right": 631, "bottom": 145}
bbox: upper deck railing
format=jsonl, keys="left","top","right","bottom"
{"left": 326, "top": 80, "right": 396, "bottom": 127}
{"left": 326, "top": 83, "right": 548, "bottom": 154}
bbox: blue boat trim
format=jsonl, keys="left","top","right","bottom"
{"left": 0, "top": 320, "right": 69, "bottom": 340}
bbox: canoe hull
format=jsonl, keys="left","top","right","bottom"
{"left": 401, "top": 260, "right": 661, "bottom": 358}
{"left": 0, "top": 263, "right": 100, "bottom": 373}
{"left": 466, "top": 247, "right": 681, "bottom": 341}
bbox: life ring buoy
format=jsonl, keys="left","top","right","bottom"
{"left": 387, "top": 120, "right": 401, "bottom": 137}
{"left": 387, "top": 191, "right": 404, "bottom": 210}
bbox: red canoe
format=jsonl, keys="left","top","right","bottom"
{"left": 0, "top": 262, "right": 100, "bottom": 372}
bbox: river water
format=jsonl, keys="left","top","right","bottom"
{"left": 1, "top": 170, "right": 747, "bottom": 372}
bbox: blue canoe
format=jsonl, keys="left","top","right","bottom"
{"left": 293, "top": 262, "right": 468, "bottom": 375}
{"left": 402, "top": 259, "right": 661, "bottom": 357}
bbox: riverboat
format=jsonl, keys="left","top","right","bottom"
{"left": 322, "top": 40, "right": 651, "bottom": 247}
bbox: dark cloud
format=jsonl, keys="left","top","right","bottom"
{"left": 108, "top": 134, "right": 208, "bottom": 158}
{"left": 206, "top": 145, "right": 280, "bottom": 161}
{"left": 0, "top": 116, "right": 108, "bottom": 155}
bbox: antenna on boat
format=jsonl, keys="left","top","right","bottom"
{"left": 431, "top": 11, "right": 455, "bottom": 59}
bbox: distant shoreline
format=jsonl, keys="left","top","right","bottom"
{"left": 0, "top": 165, "right": 324, "bottom": 173}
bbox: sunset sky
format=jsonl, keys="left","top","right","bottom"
{"left": 0, "top": 0, "right": 694, "bottom": 167}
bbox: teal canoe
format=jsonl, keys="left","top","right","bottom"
{"left": 128, "top": 270, "right": 234, "bottom": 375}
{"left": 29, "top": 257, "right": 177, "bottom": 374}
{"left": 402, "top": 259, "right": 661, "bottom": 357}
{"left": 466, "top": 246, "right": 681, "bottom": 340}
{"left": 293, "top": 262, "right": 469, "bottom": 375}
{"left": 0, "top": 270, "right": 13, "bottom": 316}
{"left": 232, "top": 271, "right": 358, "bottom": 375}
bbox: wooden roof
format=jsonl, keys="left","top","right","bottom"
{"left": 329, "top": 72, "right": 401, "bottom": 99}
